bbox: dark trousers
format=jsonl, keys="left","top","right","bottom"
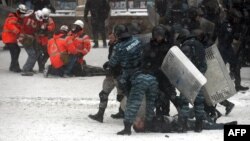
{"left": 7, "top": 43, "right": 21, "bottom": 70}
{"left": 220, "top": 48, "right": 241, "bottom": 87}
{"left": 91, "top": 20, "right": 107, "bottom": 47}
{"left": 155, "top": 71, "right": 178, "bottom": 116}
{"left": 36, "top": 44, "right": 49, "bottom": 71}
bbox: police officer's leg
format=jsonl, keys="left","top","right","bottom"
{"left": 145, "top": 75, "right": 158, "bottom": 131}
{"left": 220, "top": 99, "right": 235, "bottom": 115}
{"left": 158, "top": 73, "right": 178, "bottom": 115}
{"left": 178, "top": 94, "right": 190, "bottom": 132}
{"left": 117, "top": 74, "right": 147, "bottom": 135}
{"left": 230, "top": 54, "right": 249, "bottom": 91}
{"left": 89, "top": 75, "right": 116, "bottom": 122}
{"left": 194, "top": 89, "right": 206, "bottom": 132}
{"left": 111, "top": 79, "right": 125, "bottom": 119}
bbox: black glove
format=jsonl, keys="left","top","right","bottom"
{"left": 103, "top": 61, "right": 109, "bottom": 70}
{"left": 116, "top": 94, "right": 124, "bottom": 102}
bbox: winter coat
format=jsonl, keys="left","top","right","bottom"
{"left": 2, "top": 12, "right": 22, "bottom": 44}
{"left": 180, "top": 36, "right": 207, "bottom": 74}
{"left": 21, "top": 13, "right": 42, "bottom": 36}
{"left": 73, "top": 32, "right": 92, "bottom": 64}
{"left": 37, "top": 17, "right": 56, "bottom": 47}
{"left": 141, "top": 39, "right": 172, "bottom": 74}
{"left": 109, "top": 36, "right": 143, "bottom": 70}
{"left": 47, "top": 32, "right": 75, "bottom": 68}
{"left": 84, "top": 0, "right": 110, "bottom": 22}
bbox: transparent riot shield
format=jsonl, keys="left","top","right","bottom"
{"left": 203, "top": 44, "right": 236, "bottom": 106}
{"left": 199, "top": 17, "right": 215, "bottom": 38}
{"left": 161, "top": 46, "right": 207, "bottom": 105}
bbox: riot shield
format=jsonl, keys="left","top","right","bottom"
{"left": 203, "top": 44, "right": 236, "bottom": 106}
{"left": 161, "top": 46, "right": 207, "bottom": 105}
{"left": 199, "top": 17, "right": 215, "bottom": 38}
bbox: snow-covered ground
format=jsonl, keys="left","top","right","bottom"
{"left": 0, "top": 44, "right": 250, "bottom": 141}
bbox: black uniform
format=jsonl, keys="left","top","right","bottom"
{"left": 32, "top": 0, "right": 55, "bottom": 12}
{"left": 84, "top": 0, "right": 110, "bottom": 48}
{"left": 178, "top": 35, "right": 207, "bottom": 132}
{"left": 218, "top": 18, "right": 248, "bottom": 91}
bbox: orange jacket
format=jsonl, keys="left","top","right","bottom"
{"left": 47, "top": 32, "right": 75, "bottom": 68}
{"left": 37, "top": 17, "right": 56, "bottom": 46}
{"left": 2, "top": 12, "right": 22, "bottom": 44}
{"left": 74, "top": 34, "right": 91, "bottom": 56}
{"left": 67, "top": 31, "right": 92, "bottom": 54}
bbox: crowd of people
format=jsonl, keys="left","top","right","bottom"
{"left": 88, "top": 0, "right": 249, "bottom": 135}
{"left": 1, "top": 0, "right": 250, "bottom": 136}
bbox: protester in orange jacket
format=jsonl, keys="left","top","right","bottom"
{"left": 36, "top": 8, "right": 56, "bottom": 72}
{"left": 2, "top": 4, "right": 28, "bottom": 72}
{"left": 63, "top": 20, "right": 91, "bottom": 76}
{"left": 44, "top": 25, "right": 76, "bottom": 77}
{"left": 69, "top": 21, "right": 91, "bottom": 64}
{"left": 20, "top": 10, "right": 44, "bottom": 76}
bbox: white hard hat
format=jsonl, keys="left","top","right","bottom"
{"left": 73, "top": 20, "right": 84, "bottom": 28}
{"left": 60, "top": 25, "right": 69, "bottom": 32}
{"left": 41, "top": 8, "right": 51, "bottom": 19}
{"left": 17, "top": 4, "right": 28, "bottom": 14}
{"left": 35, "top": 10, "right": 44, "bottom": 21}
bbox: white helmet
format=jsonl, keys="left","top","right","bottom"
{"left": 60, "top": 25, "right": 69, "bottom": 32}
{"left": 35, "top": 10, "right": 44, "bottom": 21}
{"left": 41, "top": 8, "right": 51, "bottom": 19}
{"left": 17, "top": 4, "right": 28, "bottom": 14}
{"left": 73, "top": 20, "right": 84, "bottom": 28}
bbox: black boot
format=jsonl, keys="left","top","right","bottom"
{"left": 177, "top": 118, "right": 188, "bottom": 133}
{"left": 220, "top": 100, "right": 235, "bottom": 115}
{"left": 88, "top": 108, "right": 105, "bottom": 123}
{"left": 225, "top": 102, "right": 235, "bottom": 115}
{"left": 194, "top": 120, "right": 203, "bottom": 132}
{"left": 235, "top": 85, "right": 249, "bottom": 92}
{"left": 117, "top": 121, "right": 132, "bottom": 135}
{"left": 111, "top": 107, "right": 124, "bottom": 119}
{"left": 225, "top": 121, "right": 238, "bottom": 125}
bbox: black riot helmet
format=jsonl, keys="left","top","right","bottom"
{"left": 152, "top": 24, "right": 170, "bottom": 42}
{"left": 176, "top": 28, "right": 191, "bottom": 43}
{"left": 188, "top": 7, "right": 199, "bottom": 20}
{"left": 227, "top": 8, "right": 242, "bottom": 24}
{"left": 113, "top": 24, "right": 131, "bottom": 39}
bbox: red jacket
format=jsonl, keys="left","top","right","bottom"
{"left": 21, "top": 13, "right": 42, "bottom": 36}
{"left": 37, "top": 17, "right": 56, "bottom": 46}
{"left": 2, "top": 12, "right": 22, "bottom": 44}
{"left": 74, "top": 33, "right": 91, "bottom": 56}
{"left": 47, "top": 32, "right": 75, "bottom": 68}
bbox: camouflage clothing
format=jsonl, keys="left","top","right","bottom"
{"left": 109, "top": 36, "right": 143, "bottom": 96}
{"left": 179, "top": 36, "right": 207, "bottom": 121}
{"left": 124, "top": 73, "right": 158, "bottom": 123}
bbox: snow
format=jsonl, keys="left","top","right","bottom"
{"left": 0, "top": 44, "right": 250, "bottom": 141}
